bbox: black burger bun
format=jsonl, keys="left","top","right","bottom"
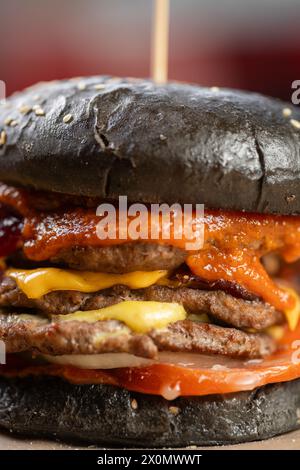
{"left": 0, "top": 376, "right": 299, "bottom": 447}
{"left": 0, "top": 77, "right": 300, "bottom": 214}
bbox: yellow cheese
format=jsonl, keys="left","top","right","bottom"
{"left": 56, "top": 300, "right": 186, "bottom": 333}
{"left": 265, "top": 325, "right": 285, "bottom": 340}
{"left": 6, "top": 268, "right": 168, "bottom": 299}
{"left": 281, "top": 286, "right": 300, "bottom": 331}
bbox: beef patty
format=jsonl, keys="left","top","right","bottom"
{"left": 50, "top": 243, "right": 187, "bottom": 272}
{"left": 0, "top": 277, "right": 284, "bottom": 330}
{"left": 0, "top": 313, "right": 275, "bottom": 359}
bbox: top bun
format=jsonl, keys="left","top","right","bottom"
{"left": 0, "top": 76, "right": 300, "bottom": 214}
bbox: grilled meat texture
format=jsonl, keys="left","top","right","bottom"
{"left": 50, "top": 243, "right": 187, "bottom": 273}
{"left": 0, "top": 277, "right": 285, "bottom": 330}
{"left": 0, "top": 313, "right": 276, "bottom": 359}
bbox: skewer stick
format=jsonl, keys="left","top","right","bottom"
{"left": 151, "top": 0, "right": 170, "bottom": 83}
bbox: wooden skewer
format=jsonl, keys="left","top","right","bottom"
{"left": 151, "top": 0, "right": 170, "bottom": 84}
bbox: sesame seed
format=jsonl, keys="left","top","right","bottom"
{"left": 131, "top": 399, "right": 138, "bottom": 410}
{"left": 286, "top": 194, "right": 296, "bottom": 203}
{"left": 77, "top": 82, "right": 86, "bottom": 91}
{"left": 24, "top": 142, "right": 33, "bottom": 153}
{"left": 282, "top": 107, "right": 292, "bottom": 117}
{"left": 160, "top": 134, "right": 167, "bottom": 141}
{"left": 63, "top": 113, "right": 73, "bottom": 123}
{"left": 130, "top": 157, "right": 137, "bottom": 168}
{"left": 0, "top": 130, "right": 7, "bottom": 146}
{"left": 19, "top": 105, "right": 32, "bottom": 115}
{"left": 211, "top": 86, "right": 220, "bottom": 92}
{"left": 94, "top": 84, "right": 106, "bottom": 90}
{"left": 33, "top": 95, "right": 41, "bottom": 101}
{"left": 35, "top": 108, "right": 45, "bottom": 116}
{"left": 169, "top": 406, "right": 180, "bottom": 416}
{"left": 32, "top": 105, "right": 40, "bottom": 111}
{"left": 10, "top": 120, "right": 18, "bottom": 127}
{"left": 290, "top": 118, "right": 300, "bottom": 129}
{"left": 4, "top": 117, "right": 13, "bottom": 126}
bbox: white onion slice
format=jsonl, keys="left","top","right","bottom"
{"left": 43, "top": 353, "right": 155, "bottom": 369}
{"left": 43, "top": 351, "right": 251, "bottom": 370}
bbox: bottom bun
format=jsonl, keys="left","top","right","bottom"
{"left": 0, "top": 376, "right": 299, "bottom": 447}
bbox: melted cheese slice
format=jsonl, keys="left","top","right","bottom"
{"left": 6, "top": 268, "right": 168, "bottom": 299}
{"left": 6, "top": 267, "right": 300, "bottom": 331}
{"left": 56, "top": 300, "right": 186, "bottom": 333}
{"left": 280, "top": 286, "right": 300, "bottom": 331}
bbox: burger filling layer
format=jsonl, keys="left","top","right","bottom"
{"left": 0, "top": 183, "right": 300, "bottom": 398}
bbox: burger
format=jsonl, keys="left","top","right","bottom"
{"left": 0, "top": 76, "right": 299, "bottom": 447}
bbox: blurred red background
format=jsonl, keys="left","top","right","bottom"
{"left": 1, "top": 0, "right": 300, "bottom": 100}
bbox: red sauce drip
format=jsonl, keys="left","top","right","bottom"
{"left": 19, "top": 209, "right": 300, "bottom": 310}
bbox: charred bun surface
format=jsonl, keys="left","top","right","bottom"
{"left": 0, "top": 77, "right": 300, "bottom": 213}
{"left": 0, "top": 376, "right": 299, "bottom": 447}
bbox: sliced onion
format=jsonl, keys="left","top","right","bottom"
{"left": 43, "top": 353, "right": 155, "bottom": 369}
{"left": 156, "top": 351, "right": 247, "bottom": 368}
{"left": 43, "top": 351, "right": 251, "bottom": 370}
